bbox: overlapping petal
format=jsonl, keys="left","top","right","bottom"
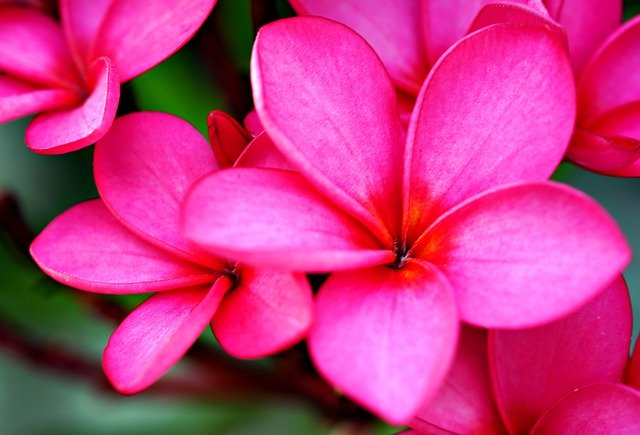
{"left": 233, "top": 132, "right": 292, "bottom": 170}
{"left": 25, "top": 57, "right": 120, "bottom": 154}
{"left": 103, "top": 279, "right": 230, "bottom": 394}
{"left": 212, "top": 268, "right": 312, "bottom": 358}
{"left": 404, "top": 23, "right": 574, "bottom": 239}
{"left": 567, "top": 126, "right": 640, "bottom": 173}
{"left": 30, "top": 200, "right": 215, "bottom": 294}
{"left": 60, "top": 0, "right": 113, "bottom": 69}
{"left": 628, "top": 338, "right": 640, "bottom": 389}
{"left": 309, "top": 261, "right": 458, "bottom": 424}
{"left": 182, "top": 168, "right": 393, "bottom": 272}
{"left": 0, "top": 75, "right": 78, "bottom": 123}
{"left": 0, "top": 6, "right": 80, "bottom": 89}
{"left": 415, "top": 182, "right": 631, "bottom": 328}
{"left": 208, "top": 110, "right": 251, "bottom": 168}
{"left": 93, "top": 0, "right": 216, "bottom": 82}
{"left": 578, "top": 15, "right": 640, "bottom": 123}
{"left": 530, "top": 384, "right": 640, "bottom": 434}
{"left": 252, "top": 17, "right": 404, "bottom": 242}
{"left": 94, "top": 112, "right": 220, "bottom": 268}
{"left": 490, "top": 278, "right": 632, "bottom": 433}
{"left": 290, "top": 0, "right": 427, "bottom": 95}
{"left": 412, "top": 327, "right": 506, "bottom": 435}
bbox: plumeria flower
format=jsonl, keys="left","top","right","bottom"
{"left": 0, "top": 0, "right": 215, "bottom": 154}
{"left": 30, "top": 112, "right": 312, "bottom": 393}
{"left": 181, "top": 17, "right": 631, "bottom": 423}
{"left": 410, "top": 278, "right": 640, "bottom": 434}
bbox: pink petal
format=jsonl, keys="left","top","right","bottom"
{"left": 422, "top": 0, "right": 492, "bottom": 66}
{"left": 94, "top": 112, "right": 220, "bottom": 268}
{"left": 412, "top": 327, "right": 506, "bottom": 434}
{"left": 309, "top": 260, "right": 458, "bottom": 424}
{"left": 415, "top": 182, "right": 631, "bottom": 328}
{"left": 490, "top": 277, "right": 632, "bottom": 434}
{"left": 404, "top": 24, "right": 575, "bottom": 241}
{"left": 0, "top": 74, "right": 79, "bottom": 123}
{"left": 0, "top": 6, "right": 81, "bottom": 89}
{"left": 545, "top": 0, "right": 621, "bottom": 74}
{"left": 103, "top": 278, "right": 230, "bottom": 394}
{"left": 207, "top": 110, "right": 251, "bottom": 168}
{"left": 212, "top": 268, "right": 312, "bottom": 358}
{"left": 290, "top": 0, "right": 428, "bottom": 95}
{"left": 30, "top": 200, "right": 215, "bottom": 294}
{"left": 94, "top": 0, "right": 216, "bottom": 82}
{"left": 567, "top": 126, "right": 640, "bottom": 174}
{"left": 233, "top": 132, "right": 293, "bottom": 170}
{"left": 530, "top": 384, "right": 640, "bottom": 434}
{"left": 243, "top": 109, "right": 264, "bottom": 137}
{"left": 627, "top": 335, "right": 640, "bottom": 389}
{"left": 25, "top": 57, "right": 120, "bottom": 154}
{"left": 182, "top": 168, "right": 393, "bottom": 272}
{"left": 252, "top": 17, "right": 405, "bottom": 243}
{"left": 59, "top": 0, "right": 113, "bottom": 69}
{"left": 469, "top": 1, "right": 561, "bottom": 33}
{"left": 578, "top": 15, "right": 640, "bottom": 123}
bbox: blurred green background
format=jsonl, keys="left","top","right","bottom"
{"left": 1, "top": 1, "right": 640, "bottom": 434}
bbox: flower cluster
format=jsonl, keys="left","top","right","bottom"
{"left": 2, "top": 0, "right": 640, "bottom": 431}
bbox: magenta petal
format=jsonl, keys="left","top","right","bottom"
{"left": 233, "top": 132, "right": 293, "bottom": 170}
{"left": 416, "top": 182, "right": 631, "bottom": 328}
{"left": 60, "top": 0, "right": 113, "bottom": 69}
{"left": 530, "top": 384, "right": 640, "bottom": 434}
{"left": 628, "top": 336, "right": 640, "bottom": 389}
{"left": 212, "top": 268, "right": 312, "bottom": 358}
{"left": 252, "top": 17, "right": 404, "bottom": 242}
{"left": 490, "top": 278, "right": 632, "bottom": 434}
{"left": 422, "top": 0, "right": 492, "bottom": 65}
{"left": 412, "top": 326, "right": 505, "bottom": 435}
{"left": 290, "top": 0, "right": 427, "bottom": 95}
{"left": 182, "top": 168, "right": 393, "bottom": 272}
{"left": 309, "top": 261, "right": 458, "bottom": 424}
{"left": 30, "top": 200, "right": 215, "bottom": 294}
{"left": 243, "top": 109, "right": 264, "bottom": 137}
{"left": 103, "top": 279, "right": 230, "bottom": 394}
{"left": 404, "top": 23, "right": 574, "bottom": 238}
{"left": 0, "top": 74, "right": 79, "bottom": 123}
{"left": 207, "top": 110, "right": 251, "bottom": 168}
{"left": 26, "top": 57, "right": 120, "bottom": 154}
{"left": 94, "top": 0, "right": 215, "bottom": 82}
{"left": 567, "top": 126, "right": 640, "bottom": 173}
{"left": 469, "top": 1, "right": 561, "bottom": 34}
{"left": 545, "top": 0, "right": 621, "bottom": 74}
{"left": 94, "top": 112, "right": 220, "bottom": 267}
{"left": 0, "top": 7, "right": 80, "bottom": 89}
{"left": 578, "top": 15, "right": 640, "bottom": 123}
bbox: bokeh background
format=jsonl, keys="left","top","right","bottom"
{"left": 1, "top": 1, "right": 640, "bottom": 433}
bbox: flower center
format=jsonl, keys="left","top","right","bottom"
{"left": 390, "top": 242, "right": 410, "bottom": 270}
{"left": 222, "top": 263, "right": 242, "bottom": 290}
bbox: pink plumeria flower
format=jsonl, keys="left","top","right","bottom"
{"left": 411, "top": 278, "right": 640, "bottom": 434}
{"left": 0, "top": 0, "right": 215, "bottom": 154}
{"left": 181, "top": 17, "right": 631, "bottom": 423}
{"left": 30, "top": 112, "right": 312, "bottom": 393}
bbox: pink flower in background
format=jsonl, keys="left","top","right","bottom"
{"left": 181, "top": 17, "right": 631, "bottom": 423}
{"left": 30, "top": 112, "right": 312, "bottom": 393}
{"left": 410, "top": 278, "right": 640, "bottom": 434}
{"left": 0, "top": 0, "right": 215, "bottom": 154}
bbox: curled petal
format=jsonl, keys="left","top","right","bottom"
{"left": 309, "top": 261, "right": 458, "bottom": 424}
{"left": 208, "top": 110, "right": 251, "bottom": 168}
{"left": 252, "top": 17, "right": 405, "bottom": 243}
{"left": 469, "top": 1, "right": 561, "bottom": 34}
{"left": 567, "top": 126, "right": 640, "bottom": 173}
{"left": 94, "top": 112, "right": 220, "bottom": 268}
{"left": 30, "top": 200, "right": 215, "bottom": 294}
{"left": 26, "top": 57, "right": 120, "bottom": 154}
{"left": 404, "top": 23, "right": 575, "bottom": 240}
{"left": 94, "top": 0, "right": 216, "bottom": 82}
{"left": 60, "top": 0, "right": 113, "bottom": 69}
{"left": 234, "top": 132, "right": 292, "bottom": 170}
{"left": 212, "top": 268, "right": 312, "bottom": 358}
{"left": 103, "top": 279, "right": 230, "bottom": 394}
{"left": 182, "top": 168, "right": 393, "bottom": 272}
{"left": 490, "top": 278, "right": 632, "bottom": 434}
{"left": 415, "top": 182, "right": 631, "bottom": 328}
{"left": 530, "top": 384, "right": 640, "bottom": 434}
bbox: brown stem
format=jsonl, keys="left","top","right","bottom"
{"left": 0, "top": 192, "right": 35, "bottom": 255}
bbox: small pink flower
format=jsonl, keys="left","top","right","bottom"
{"left": 411, "top": 278, "right": 640, "bottom": 434}
{"left": 0, "top": 0, "right": 215, "bottom": 153}
{"left": 181, "top": 17, "right": 630, "bottom": 423}
{"left": 30, "top": 112, "right": 313, "bottom": 393}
